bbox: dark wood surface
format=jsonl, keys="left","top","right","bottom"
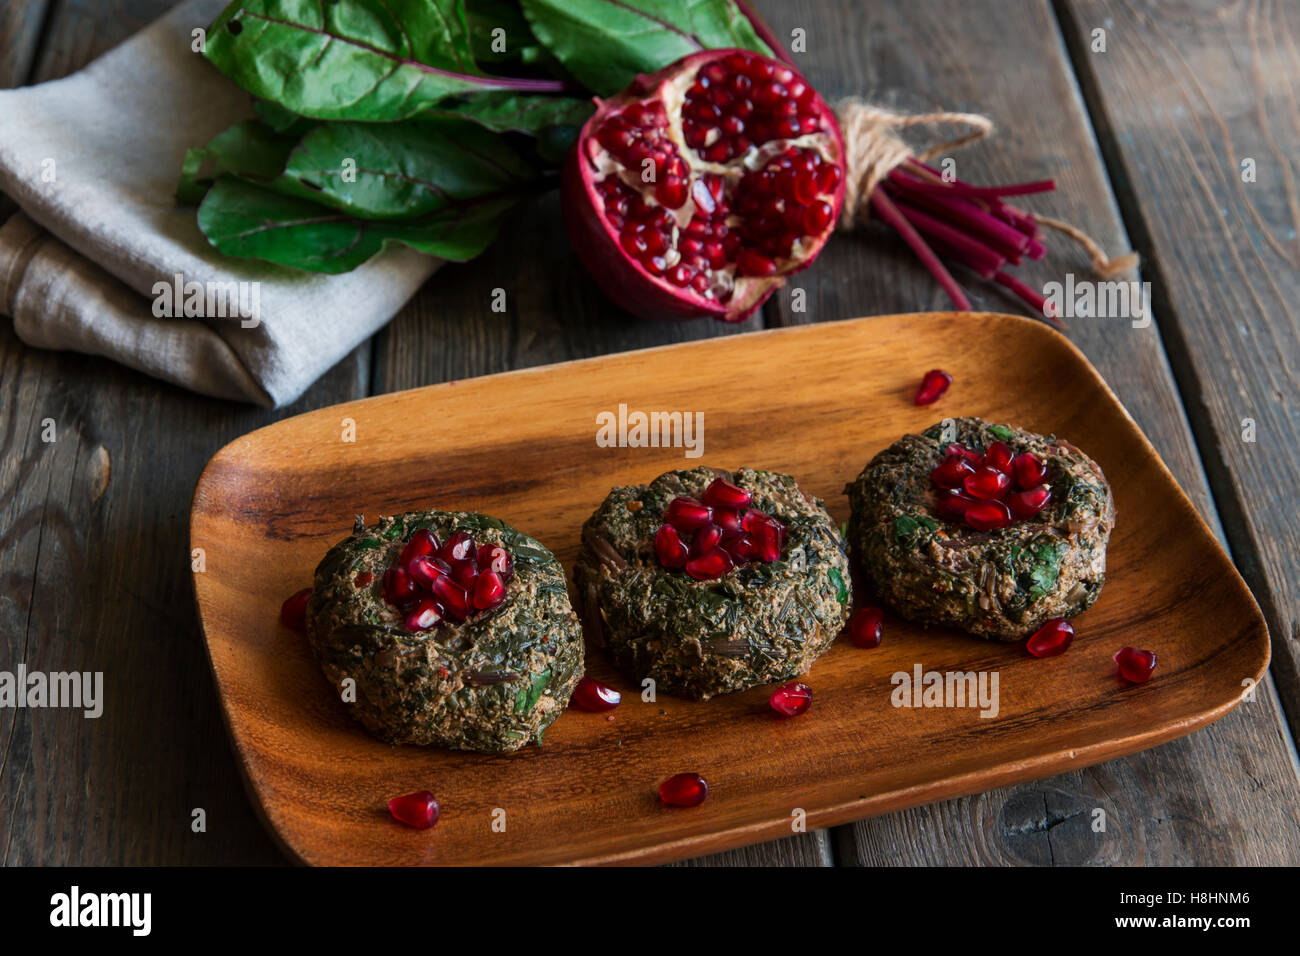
{"left": 1, "top": 0, "right": 1297, "bottom": 865}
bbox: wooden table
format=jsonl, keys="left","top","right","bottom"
{"left": 2, "top": 0, "right": 1297, "bottom": 866}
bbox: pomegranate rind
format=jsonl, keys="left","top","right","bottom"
{"left": 563, "top": 48, "right": 846, "bottom": 323}
{"left": 845, "top": 417, "right": 1115, "bottom": 641}
{"left": 574, "top": 467, "right": 851, "bottom": 700}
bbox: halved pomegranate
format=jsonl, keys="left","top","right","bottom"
{"left": 563, "top": 49, "right": 846, "bottom": 323}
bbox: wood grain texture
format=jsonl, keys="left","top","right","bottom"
{"left": 191, "top": 313, "right": 1277, "bottom": 866}
{"left": 1056, "top": 0, "right": 1300, "bottom": 745}
{"left": 753, "top": 0, "right": 1300, "bottom": 865}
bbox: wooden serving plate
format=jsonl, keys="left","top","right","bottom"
{"left": 191, "top": 312, "right": 1269, "bottom": 866}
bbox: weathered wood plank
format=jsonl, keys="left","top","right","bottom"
{"left": 1056, "top": 0, "right": 1300, "bottom": 750}
{"left": 756, "top": 0, "right": 1300, "bottom": 865}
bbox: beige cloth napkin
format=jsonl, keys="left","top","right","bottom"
{"left": 0, "top": 0, "right": 440, "bottom": 406}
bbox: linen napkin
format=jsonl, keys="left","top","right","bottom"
{"left": 0, "top": 0, "right": 440, "bottom": 406}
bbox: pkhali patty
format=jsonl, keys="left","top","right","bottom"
{"left": 306, "top": 511, "right": 583, "bottom": 753}
{"left": 845, "top": 418, "right": 1114, "bottom": 641}
{"left": 575, "top": 467, "right": 851, "bottom": 700}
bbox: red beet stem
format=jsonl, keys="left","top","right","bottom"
{"left": 886, "top": 174, "right": 1031, "bottom": 256}
{"left": 994, "top": 271, "right": 1065, "bottom": 329}
{"left": 870, "top": 191, "right": 972, "bottom": 310}
{"left": 890, "top": 200, "right": 1007, "bottom": 276}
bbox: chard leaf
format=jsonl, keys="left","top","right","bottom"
{"left": 987, "top": 424, "right": 1015, "bottom": 441}
{"left": 1026, "top": 540, "right": 1061, "bottom": 602}
{"left": 519, "top": 0, "right": 773, "bottom": 95}
{"left": 253, "top": 98, "right": 313, "bottom": 134}
{"left": 205, "top": 0, "right": 565, "bottom": 121}
{"left": 280, "top": 119, "right": 535, "bottom": 219}
{"left": 828, "top": 566, "right": 848, "bottom": 605}
{"left": 514, "top": 668, "right": 551, "bottom": 713}
{"left": 197, "top": 177, "right": 519, "bottom": 273}
{"left": 177, "top": 120, "right": 298, "bottom": 204}
{"left": 422, "top": 92, "right": 594, "bottom": 135}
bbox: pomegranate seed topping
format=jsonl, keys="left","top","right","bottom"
{"left": 686, "top": 546, "right": 734, "bottom": 580}
{"left": 753, "top": 517, "right": 784, "bottom": 562}
{"left": 934, "top": 488, "right": 976, "bottom": 522}
{"left": 1114, "top": 646, "right": 1157, "bottom": 684}
{"left": 280, "top": 587, "right": 312, "bottom": 630}
{"left": 930, "top": 455, "right": 975, "bottom": 489}
{"left": 983, "top": 441, "right": 1014, "bottom": 473}
{"left": 849, "top": 606, "right": 884, "bottom": 648}
{"left": 665, "top": 496, "right": 713, "bottom": 531}
{"left": 769, "top": 681, "right": 813, "bottom": 717}
{"left": 477, "top": 543, "right": 513, "bottom": 578}
{"left": 408, "top": 554, "right": 449, "bottom": 591}
{"left": 944, "top": 443, "right": 981, "bottom": 464}
{"left": 388, "top": 790, "right": 439, "bottom": 829}
{"left": 726, "top": 533, "right": 758, "bottom": 562}
{"left": 740, "top": 508, "right": 770, "bottom": 533}
{"left": 570, "top": 676, "right": 622, "bottom": 711}
{"left": 383, "top": 566, "right": 418, "bottom": 606}
{"left": 404, "top": 598, "right": 444, "bottom": 633}
{"left": 964, "top": 466, "right": 1011, "bottom": 500}
{"left": 399, "top": 528, "right": 439, "bottom": 568}
{"left": 472, "top": 570, "right": 507, "bottom": 611}
{"left": 1011, "top": 451, "right": 1047, "bottom": 488}
{"left": 1026, "top": 618, "right": 1074, "bottom": 657}
{"left": 1006, "top": 485, "right": 1052, "bottom": 519}
{"left": 713, "top": 507, "right": 743, "bottom": 535}
{"left": 964, "top": 499, "right": 1013, "bottom": 531}
{"left": 914, "top": 369, "right": 952, "bottom": 405}
{"left": 658, "top": 772, "right": 708, "bottom": 807}
{"left": 691, "top": 523, "right": 724, "bottom": 557}
{"left": 701, "top": 476, "right": 752, "bottom": 509}
{"left": 450, "top": 558, "right": 478, "bottom": 589}
{"left": 431, "top": 575, "right": 472, "bottom": 620}
{"left": 439, "top": 530, "right": 476, "bottom": 564}
{"left": 354, "top": 571, "right": 374, "bottom": 589}
{"left": 655, "top": 524, "right": 690, "bottom": 568}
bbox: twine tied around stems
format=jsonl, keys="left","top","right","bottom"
{"left": 833, "top": 99, "right": 1140, "bottom": 283}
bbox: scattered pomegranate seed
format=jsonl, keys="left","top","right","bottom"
{"left": 570, "top": 676, "right": 622, "bottom": 711}
{"left": 701, "top": 477, "right": 752, "bottom": 510}
{"left": 1114, "top": 646, "right": 1157, "bottom": 684}
{"left": 964, "top": 499, "right": 1013, "bottom": 531}
{"left": 658, "top": 772, "right": 709, "bottom": 807}
{"left": 983, "top": 441, "right": 1014, "bottom": 473}
{"left": 280, "top": 587, "right": 312, "bottom": 630}
{"left": 964, "top": 466, "right": 1011, "bottom": 500}
{"left": 1026, "top": 618, "right": 1074, "bottom": 657}
{"left": 914, "top": 369, "right": 952, "bottom": 405}
{"left": 388, "top": 790, "right": 440, "bottom": 829}
{"left": 849, "top": 606, "right": 884, "bottom": 648}
{"left": 1011, "top": 452, "right": 1047, "bottom": 488}
{"left": 769, "top": 681, "right": 813, "bottom": 717}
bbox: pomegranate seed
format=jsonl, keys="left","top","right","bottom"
{"left": 1026, "top": 618, "right": 1074, "bottom": 657}
{"left": 1114, "top": 646, "right": 1157, "bottom": 684}
{"left": 472, "top": 570, "right": 507, "bottom": 611}
{"left": 740, "top": 509, "right": 769, "bottom": 533}
{"left": 769, "top": 681, "right": 813, "bottom": 717}
{"left": 713, "top": 507, "right": 743, "bottom": 535}
{"left": 1011, "top": 452, "right": 1047, "bottom": 488}
{"left": 1006, "top": 485, "right": 1052, "bottom": 519}
{"left": 354, "top": 571, "right": 374, "bottom": 589}
{"left": 984, "top": 441, "right": 1014, "bottom": 473}
{"left": 726, "top": 533, "right": 757, "bottom": 562}
{"left": 658, "top": 772, "right": 708, "bottom": 807}
{"left": 685, "top": 546, "right": 734, "bottom": 580}
{"left": 934, "top": 489, "right": 976, "bottom": 522}
{"left": 737, "top": 248, "right": 778, "bottom": 276}
{"left": 701, "top": 477, "right": 752, "bottom": 509}
{"left": 802, "top": 200, "right": 834, "bottom": 233}
{"left": 399, "top": 528, "right": 439, "bottom": 568}
{"left": 408, "top": 554, "right": 450, "bottom": 591}
{"left": 665, "top": 496, "right": 712, "bottom": 531}
{"left": 477, "top": 543, "right": 513, "bottom": 578}
{"left": 964, "top": 466, "right": 1010, "bottom": 500}
{"left": 930, "top": 455, "right": 975, "bottom": 489}
{"left": 964, "top": 499, "right": 1013, "bottom": 531}
{"left": 655, "top": 524, "right": 690, "bottom": 568}
{"left": 388, "top": 790, "right": 439, "bottom": 829}
{"left": 945, "top": 442, "right": 981, "bottom": 464}
{"left": 431, "top": 575, "right": 471, "bottom": 620}
{"left": 439, "top": 530, "right": 476, "bottom": 564}
{"left": 849, "top": 606, "right": 884, "bottom": 648}
{"left": 914, "top": 369, "right": 952, "bottom": 405}
{"left": 691, "top": 523, "right": 724, "bottom": 557}
{"left": 753, "top": 518, "right": 784, "bottom": 562}
{"left": 280, "top": 587, "right": 312, "bottom": 630}
{"left": 451, "top": 558, "right": 478, "bottom": 589}
{"left": 571, "top": 676, "right": 621, "bottom": 711}
{"left": 404, "top": 598, "right": 444, "bottom": 632}
{"left": 383, "top": 566, "right": 417, "bottom": 606}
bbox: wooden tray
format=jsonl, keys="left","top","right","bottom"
{"left": 190, "top": 312, "right": 1269, "bottom": 866}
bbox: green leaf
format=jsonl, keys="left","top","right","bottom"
{"left": 987, "top": 424, "right": 1015, "bottom": 441}
{"left": 177, "top": 120, "right": 298, "bottom": 204}
{"left": 514, "top": 668, "right": 551, "bottom": 713}
{"left": 893, "top": 514, "right": 937, "bottom": 548}
{"left": 205, "top": 0, "right": 564, "bottom": 122}
{"left": 519, "top": 0, "right": 773, "bottom": 95}
{"left": 279, "top": 119, "right": 535, "bottom": 219}
{"left": 422, "top": 91, "right": 594, "bottom": 135}
{"left": 828, "top": 567, "right": 847, "bottom": 605}
{"left": 466, "top": 0, "right": 537, "bottom": 63}
{"left": 197, "top": 176, "right": 518, "bottom": 273}
{"left": 252, "top": 98, "right": 312, "bottom": 134}
{"left": 1026, "top": 540, "right": 1061, "bottom": 602}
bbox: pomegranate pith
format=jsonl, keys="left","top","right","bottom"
{"left": 658, "top": 772, "right": 709, "bottom": 807}
{"left": 388, "top": 790, "right": 440, "bottom": 829}
{"left": 770, "top": 681, "right": 813, "bottom": 716}
{"left": 564, "top": 49, "right": 845, "bottom": 323}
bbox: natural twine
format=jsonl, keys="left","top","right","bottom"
{"left": 834, "top": 98, "right": 1139, "bottom": 279}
